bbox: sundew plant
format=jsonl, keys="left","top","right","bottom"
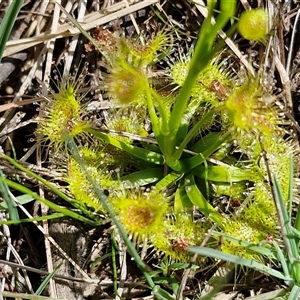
{"left": 1, "top": 1, "right": 300, "bottom": 298}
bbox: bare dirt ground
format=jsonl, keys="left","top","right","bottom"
{"left": 0, "top": 0, "right": 300, "bottom": 299}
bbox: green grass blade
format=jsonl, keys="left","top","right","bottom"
{"left": 212, "top": 231, "right": 278, "bottom": 260}
{"left": 272, "top": 174, "right": 300, "bottom": 283}
{"left": 273, "top": 175, "right": 298, "bottom": 256}
{"left": 236, "top": 289, "right": 287, "bottom": 300}
{"left": 0, "top": 177, "right": 98, "bottom": 225}
{"left": 35, "top": 262, "right": 63, "bottom": 295}
{"left": 0, "top": 0, "right": 24, "bottom": 63}
{"left": 188, "top": 246, "right": 291, "bottom": 281}
{"left": 289, "top": 285, "right": 300, "bottom": 300}
{"left": 291, "top": 155, "right": 300, "bottom": 232}
{"left": 152, "top": 285, "right": 176, "bottom": 300}
{"left": 0, "top": 194, "right": 35, "bottom": 209}
{"left": 0, "top": 213, "right": 67, "bottom": 225}
{"left": 0, "top": 169, "right": 19, "bottom": 222}
{"left": 0, "top": 154, "right": 101, "bottom": 221}
{"left": 271, "top": 241, "right": 291, "bottom": 280}
{"left": 111, "top": 232, "right": 118, "bottom": 293}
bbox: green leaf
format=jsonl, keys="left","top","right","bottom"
{"left": 195, "top": 165, "right": 261, "bottom": 182}
{"left": 120, "top": 167, "right": 164, "bottom": 187}
{"left": 191, "top": 131, "right": 223, "bottom": 153}
{"left": 153, "top": 285, "right": 176, "bottom": 300}
{"left": 173, "top": 108, "right": 216, "bottom": 160}
{"left": 155, "top": 171, "right": 183, "bottom": 191}
{"left": 185, "top": 174, "right": 223, "bottom": 226}
{"left": 289, "top": 285, "right": 300, "bottom": 300}
{"left": 272, "top": 172, "right": 300, "bottom": 284}
{"left": 87, "top": 128, "right": 164, "bottom": 165}
{"left": 174, "top": 184, "right": 193, "bottom": 213}
{"left": 174, "top": 99, "right": 205, "bottom": 150}
{"left": 181, "top": 132, "right": 231, "bottom": 171}
{"left": 0, "top": 194, "right": 34, "bottom": 209}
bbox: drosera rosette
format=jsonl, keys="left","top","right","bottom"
{"left": 37, "top": 75, "right": 90, "bottom": 151}
{"left": 106, "top": 63, "right": 148, "bottom": 105}
{"left": 260, "top": 137, "right": 296, "bottom": 199}
{"left": 97, "top": 143, "right": 144, "bottom": 177}
{"left": 221, "top": 216, "right": 271, "bottom": 261}
{"left": 223, "top": 76, "right": 283, "bottom": 158}
{"left": 105, "top": 103, "right": 149, "bottom": 141}
{"left": 170, "top": 55, "right": 234, "bottom": 107}
{"left": 218, "top": 170, "right": 281, "bottom": 260}
{"left": 245, "top": 137, "right": 297, "bottom": 227}
{"left": 243, "top": 183, "right": 279, "bottom": 235}
{"left": 109, "top": 186, "right": 169, "bottom": 243}
{"left": 64, "top": 146, "right": 116, "bottom": 213}
{"left": 219, "top": 73, "right": 299, "bottom": 258}
{"left": 222, "top": 73, "right": 295, "bottom": 191}
{"left": 113, "top": 30, "right": 171, "bottom": 68}
{"left": 105, "top": 30, "right": 171, "bottom": 106}
{"left": 217, "top": 139, "right": 298, "bottom": 259}
{"left": 220, "top": 169, "right": 287, "bottom": 260}
{"left": 152, "top": 213, "right": 211, "bottom": 262}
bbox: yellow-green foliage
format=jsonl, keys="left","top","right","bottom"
{"left": 171, "top": 58, "right": 233, "bottom": 106}
{"left": 110, "top": 188, "right": 169, "bottom": 241}
{"left": 106, "top": 104, "right": 148, "bottom": 138}
{"left": 220, "top": 79, "right": 293, "bottom": 258}
{"left": 225, "top": 79, "right": 279, "bottom": 138}
{"left": 38, "top": 30, "right": 296, "bottom": 263}
{"left": 65, "top": 147, "right": 115, "bottom": 212}
{"left": 171, "top": 55, "right": 295, "bottom": 259}
{"left": 107, "top": 63, "right": 147, "bottom": 104}
{"left": 38, "top": 83, "right": 89, "bottom": 150}
{"left": 116, "top": 31, "right": 169, "bottom": 67}
{"left": 152, "top": 213, "right": 210, "bottom": 262}
{"left": 107, "top": 31, "right": 169, "bottom": 105}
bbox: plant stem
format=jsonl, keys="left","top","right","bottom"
{"left": 168, "top": 1, "right": 236, "bottom": 155}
